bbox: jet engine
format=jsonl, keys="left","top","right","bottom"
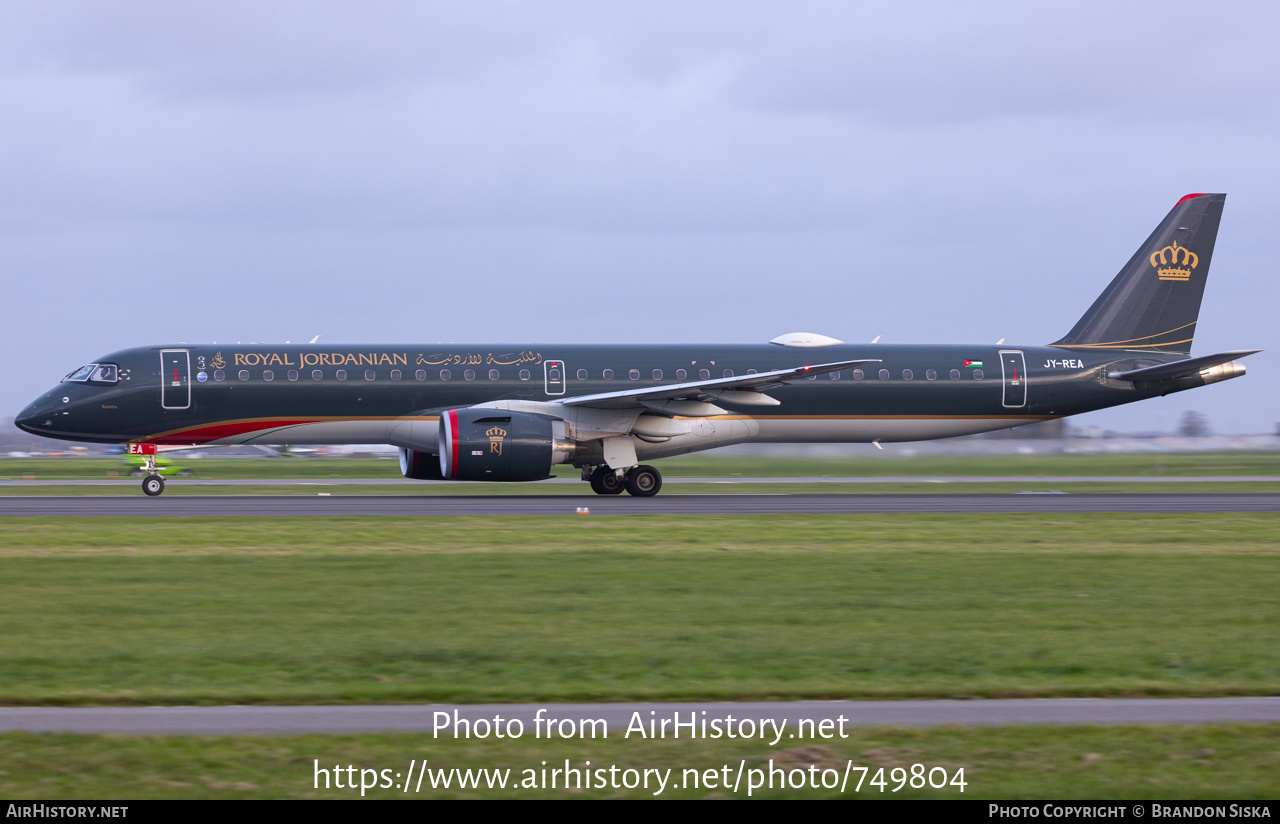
{"left": 399, "top": 447, "right": 445, "bottom": 480}
{"left": 438, "top": 408, "right": 577, "bottom": 481}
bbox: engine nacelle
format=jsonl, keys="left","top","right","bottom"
{"left": 438, "top": 408, "right": 575, "bottom": 481}
{"left": 399, "top": 448, "right": 445, "bottom": 480}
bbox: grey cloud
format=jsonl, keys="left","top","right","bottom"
{"left": 0, "top": 2, "right": 1275, "bottom": 432}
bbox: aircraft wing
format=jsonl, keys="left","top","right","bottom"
{"left": 1106, "top": 350, "right": 1260, "bottom": 382}
{"left": 555, "top": 359, "right": 881, "bottom": 411}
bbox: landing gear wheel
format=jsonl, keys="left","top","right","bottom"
{"left": 589, "top": 466, "right": 626, "bottom": 495}
{"left": 625, "top": 465, "right": 662, "bottom": 497}
{"left": 142, "top": 474, "right": 165, "bottom": 497}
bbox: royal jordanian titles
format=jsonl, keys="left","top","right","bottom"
{"left": 16, "top": 193, "right": 1259, "bottom": 496}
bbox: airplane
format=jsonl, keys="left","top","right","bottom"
{"left": 15, "top": 193, "right": 1258, "bottom": 497}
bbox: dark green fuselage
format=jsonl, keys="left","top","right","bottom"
{"left": 18, "top": 342, "right": 1203, "bottom": 448}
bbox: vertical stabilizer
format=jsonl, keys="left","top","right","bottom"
{"left": 1052, "top": 193, "right": 1225, "bottom": 354}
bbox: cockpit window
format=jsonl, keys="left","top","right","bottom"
{"left": 63, "top": 363, "right": 118, "bottom": 384}
{"left": 90, "top": 364, "right": 118, "bottom": 383}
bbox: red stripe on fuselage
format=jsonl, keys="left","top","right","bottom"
{"left": 148, "top": 419, "right": 325, "bottom": 445}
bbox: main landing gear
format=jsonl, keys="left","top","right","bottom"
{"left": 587, "top": 465, "right": 662, "bottom": 497}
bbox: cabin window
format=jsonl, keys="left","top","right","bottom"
{"left": 238, "top": 370, "right": 250, "bottom": 381}
{"left": 576, "top": 369, "right": 587, "bottom": 380}
{"left": 699, "top": 369, "right": 710, "bottom": 380}
{"left": 391, "top": 370, "right": 402, "bottom": 381}
{"left": 603, "top": 369, "right": 614, "bottom": 380}
{"left": 629, "top": 369, "right": 639, "bottom": 380}
{"left": 723, "top": 369, "right": 734, "bottom": 378}
{"left": 287, "top": 370, "right": 299, "bottom": 381}
{"left": 830, "top": 371, "right": 840, "bottom": 380}
{"left": 263, "top": 370, "right": 274, "bottom": 382}
{"left": 652, "top": 369, "right": 663, "bottom": 380}
{"left": 440, "top": 369, "right": 451, "bottom": 381}
{"left": 676, "top": 369, "right": 687, "bottom": 380}
{"left": 336, "top": 370, "right": 347, "bottom": 381}
{"left": 214, "top": 370, "right": 225, "bottom": 382}
{"left": 464, "top": 369, "right": 475, "bottom": 381}
{"left": 853, "top": 369, "right": 863, "bottom": 380}
{"left": 364, "top": 370, "right": 376, "bottom": 381}
{"left": 519, "top": 369, "right": 530, "bottom": 381}
{"left": 878, "top": 369, "right": 890, "bottom": 380}
{"left": 415, "top": 370, "right": 426, "bottom": 381}
{"left": 950, "top": 369, "right": 960, "bottom": 380}
{"left": 312, "top": 370, "right": 323, "bottom": 381}
{"left": 747, "top": 368, "right": 757, "bottom": 374}
{"left": 926, "top": 369, "right": 937, "bottom": 381}
{"left": 973, "top": 369, "right": 984, "bottom": 380}
{"left": 902, "top": 369, "right": 913, "bottom": 381}
{"left": 489, "top": 369, "right": 499, "bottom": 381}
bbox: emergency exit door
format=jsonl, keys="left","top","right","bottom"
{"left": 544, "top": 360, "right": 566, "bottom": 396}
{"left": 999, "top": 349, "right": 1026, "bottom": 408}
{"left": 161, "top": 349, "right": 191, "bottom": 409}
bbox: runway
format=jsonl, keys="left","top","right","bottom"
{"left": 2, "top": 493, "right": 1279, "bottom": 516}
{"left": 3, "top": 698, "right": 1278, "bottom": 735}
{"left": 4, "top": 476, "right": 1279, "bottom": 486}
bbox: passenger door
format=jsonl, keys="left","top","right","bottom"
{"left": 160, "top": 349, "right": 191, "bottom": 409}
{"left": 999, "top": 349, "right": 1027, "bottom": 408}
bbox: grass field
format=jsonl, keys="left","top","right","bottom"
{"left": 3, "top": 451, "right": 1278, "bottom": 481}
{"left": 4, "top": 724, "right": 1278, "bottom": 799}
{"left": 2, "top": 514, "right": 1278, "bottom": 706}
{"left": 3, "top": 510, "right": 1279, "bottom": 800}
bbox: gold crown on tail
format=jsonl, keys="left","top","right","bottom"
{"left": 1150, "top": 240, "right": 1198, "bottom": 281}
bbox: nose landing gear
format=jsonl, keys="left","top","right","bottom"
{"left": 587, "top": 464, "right": 662, "bottom": 497}
{"left": 129, "top": 444, "right": 166, "bottom": 496}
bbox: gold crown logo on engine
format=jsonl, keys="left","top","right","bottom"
{"left": 1150, "top": 240, "right": 1198, "bottom": 281}
{"left": 486, "top": 426, "right": 507, "bottom": 455}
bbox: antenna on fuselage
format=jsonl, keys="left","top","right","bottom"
{"left": 871, "top": 335, "right": 881, "bottom": 344}
{"left": 309, "top": 335, "right": 321, "bottom": 344}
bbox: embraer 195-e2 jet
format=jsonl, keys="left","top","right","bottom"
{"left": 17, "top": 193, "right": 1259, "bottom": 497}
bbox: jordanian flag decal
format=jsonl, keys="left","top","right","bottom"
{"left": 964, "top": 359, "right": 984, "bottom": 367}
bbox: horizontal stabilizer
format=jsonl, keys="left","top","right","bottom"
{"left": 1107, "top": 349, "right": 1260, "bottom": 382}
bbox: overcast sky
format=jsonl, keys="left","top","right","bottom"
{"left": 2, "top": 1, "right": 1276, "bottom": 434}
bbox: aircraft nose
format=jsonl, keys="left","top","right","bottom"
{"left": 14, "top": 405, "right": 41, "bottom": 433}
{"left": 15, "top": 395, "right": 57, "bottom": 433}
